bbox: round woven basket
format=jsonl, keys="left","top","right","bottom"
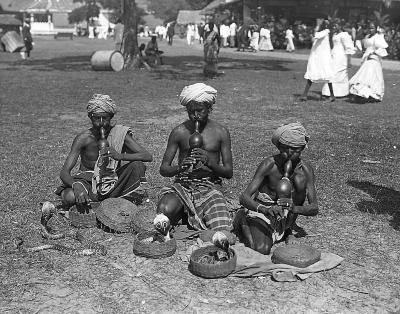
{"left": 189, "top": 245, "right": 237, "bottom": 279}
{"left": 132, "top": 231, "right": 177, "bottom": 259}
{"left": 271, "top": 244, "right": 321, "bottom": 268}
{"left": 69, "top": 204, "right": 97, "bottom": 228}
{"left": 95, "top": 198, "right": 139, "bottom": 233}
{"left": 199, "top": 230, "right": 237, "bottom": 245}
{"left": 130, "top": 203, "right": 157, "bottom": 234}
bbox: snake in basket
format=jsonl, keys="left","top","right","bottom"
{"left": 15, "top": 202, "right": 107, "bottom": 256}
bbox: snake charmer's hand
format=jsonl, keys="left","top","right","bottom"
{"left": 100, "top": 147, "right": 121, "bottom": 160}
{"left": 72, "top": 182, "right": 90, "bottom": 205}
{"left": 179, "top": 157, "right": 197, "bottom": 172}
{"left": 258, "top": 204, "right": 284, "bottom": 219}
{"left": 277, "top": 198, "right": 294, "bottom": 211}
{"left": 190, "top": 148, "right": 210, "bottom": 165}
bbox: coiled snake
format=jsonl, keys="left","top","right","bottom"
{"left": 15, "top": 202, "right": 107, "bottom": 256}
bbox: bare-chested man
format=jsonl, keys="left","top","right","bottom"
{"left": 234, "top": 123, "right": 318, "bottom": 254}
{"left": 157, "top": 83, "right": 233, "bottom": 231}
{"left": 56, "top": 94, "right": 153, "bottom": 209}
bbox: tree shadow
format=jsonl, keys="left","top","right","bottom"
{"left": 10, "top": 55, "right": 92, "bottom": 72}
{"left": 151, "top": 55, "right": 292, "bottom": 81}
{"left": 347, "top": 180, "right": 400, "bottom": 230}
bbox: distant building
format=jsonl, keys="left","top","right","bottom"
{"left": 0, "top": 0, "right": 113, "bottom": 35}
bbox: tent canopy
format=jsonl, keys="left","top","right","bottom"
{"left": 0, "top": 14, "right": 21, "bottom": 25}
{"left": 200, "top": 0, "right": 241, "bottom": 14}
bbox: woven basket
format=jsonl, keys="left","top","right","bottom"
{"left": 69, "top": 204, "right": 97, "bottom": 228}
{"left": 132, "top": 230, "right": 177, "bottom": 258}
{"left": 95, "top": 198, "right": 139, "bottom": 233}
{"left": 199, "top": 230, "right": 237, "bottom": 245}
{"left": 130, "top": 203, "right": 157, "bottom": 233}
{"left": 189, "top": 245, "right": 237, "bottom": 279}
{"left": 271, "top": 245, "right": 321, "bottom": 268}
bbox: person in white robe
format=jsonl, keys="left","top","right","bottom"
{"left": 285, "top": 26, "right": 295, "bottom": 52}
{"left": 349, "top": 23, "right": 388, "bottom": 102}
{"left": 300, "top": 20, "right": 335, "bottom": 102}
{"left": 322, "top": 22, "right": 356, "bottom": 97}
{"left": 259, "top": 25, "right": 274, "bottom": 51}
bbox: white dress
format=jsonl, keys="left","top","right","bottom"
{"left": 322, "top": 32, "right": 356, "bottom": 97}
{"left": 285, "top": 29, "right": 295, "bottom": 51}
{"left": 349, "top": 34, "right": 388, "bottom": 101}
{"left": 304, "top": 29, "right": 334, "bottom": 83}
{"left": 250, "top": 31, "right": 259, "bottom": 51}
{"left": 259, "top": 28, "right": 274, "bottom": 51}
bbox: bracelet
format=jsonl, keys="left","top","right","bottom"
{"left": 256, "top": 204, "right": 262, "bottom": 213}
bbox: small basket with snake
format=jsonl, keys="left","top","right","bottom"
{"left": 132, "top": 230, "right": 177, "bottom": 259}
{"left": 95, "top": 198, "right": 139, "bottom": 233}
{"left": 189, "top": 245, "right": 237, "bottom": 279}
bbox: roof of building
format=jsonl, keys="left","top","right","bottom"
{"left": 0, "top": 0, "right": 83, "bottom": 13}
{"left": 176, "top": 10, "right": 205, "bottom": 25}
{"left": 0, "top": 13, "right": 21, "bottom": 25}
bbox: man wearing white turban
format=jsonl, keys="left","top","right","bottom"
{"left": 56, "top": 94, "right": 153, "bottom": 211}
{"left": 233, "top": 122, "right": 318, "bottom": 255}
{"left": 156, "top": 83, "right": 234, "bottom": 233}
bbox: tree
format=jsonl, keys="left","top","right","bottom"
{"left": 69, "top": 0, "right": 100, "bottom": 24}
{"left": 121, "top": 0, "right": 140, "bottom": 69}
{"left": 148, "top": 0, "right": 189, "bottom": 22}
{"left": 186, "top": 0, "right": 214, "bottom": 10}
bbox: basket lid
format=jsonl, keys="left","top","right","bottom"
{"left": 95, "top": 198, "right": 138, "bottom": 233}
{"left": 271, "top": 244, "right": 321, "bottom": 268}
{"left": 131, "top": 201, "right": 157, "bottom": 233}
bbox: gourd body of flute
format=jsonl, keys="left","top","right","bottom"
{"left": 275, "top": 159, "right": 293, "bottom": 199}
{"left": 98, "top": 127, "right": 110, "bottom": 167}
{"left": 189, "top": 120, "right": 203, "bottom": 149}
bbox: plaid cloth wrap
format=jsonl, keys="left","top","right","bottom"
{"left": 160, "top": 178, "right": 232, "bottom": 231}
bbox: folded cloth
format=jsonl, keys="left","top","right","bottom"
{"left": 179, "top": 240, "right": 343, "bottom": 282}
{"left": 231, "top": 243, "right": 344, "bottom": 281}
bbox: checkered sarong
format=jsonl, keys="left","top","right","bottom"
{"left": 160, "top": 181, "right": 231, "bottom": 231}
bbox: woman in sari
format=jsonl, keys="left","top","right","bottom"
{"left": 203, "top": 22, "right": 220, "bottom": 77}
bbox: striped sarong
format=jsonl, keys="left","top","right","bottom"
{"left": 160, "top": 180, "right": 232, "bottom": 231}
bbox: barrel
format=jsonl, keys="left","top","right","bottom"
{"left": 90, "top": 50, "right": 124, "bottom": 72}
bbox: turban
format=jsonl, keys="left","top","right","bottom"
{"left": 87, "top": 94, "right": 117, "bottom": 115}
{"left": 179, "top": 83, "right": 217, "bottom": 107}
{"left": 272, "top": 122, "right": 310, "bottom": 148}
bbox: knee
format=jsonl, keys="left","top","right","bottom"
{"left": 127, "top": 160, "right": 146, "bottom": 173}
{"left": 61, "top": 188, "right": 75, "bottom": 205}
{"left": 255, "top": 242, "right": 272, "bottom": 255}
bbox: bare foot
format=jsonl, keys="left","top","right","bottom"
{"left": 299, "top": 95, "right": 307, "bottom": 102}
{"left": 329, "top": 96, "right": 336, "bottom": 102}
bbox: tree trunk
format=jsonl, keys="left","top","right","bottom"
{"left": 122, "top": 0, "right": 140, "bottom": 69}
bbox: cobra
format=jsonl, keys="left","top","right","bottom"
{"left": 15, "top": 202, "right": 107, "bottom": 256}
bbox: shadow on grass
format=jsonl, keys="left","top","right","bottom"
{"left": 10, "top": 55, "right": 91, "bottom": 71}
{"left": 151, "top": 55, "right": 292, "bottom": 81}
{"left": 347, "top": 180, "right": 400, "bottom": 230}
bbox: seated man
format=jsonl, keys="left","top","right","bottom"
{"left": 234, "top": 123, "right": 318, "bottom": 254}
{"left": 145, "top": 35, "right": 163, "bottom": 65}
{"left": 157, "top": 83, "right": 233, "bottom": 231}
{"left": 56, "top": 94, "right": 153, "bottom": 210}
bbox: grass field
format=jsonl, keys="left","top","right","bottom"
{"left": 0, "top": 36, "right": 399, "bottom": 313}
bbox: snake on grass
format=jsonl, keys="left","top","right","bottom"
{"left": 15, "top": 202, "right": 107, "bottom": 256}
